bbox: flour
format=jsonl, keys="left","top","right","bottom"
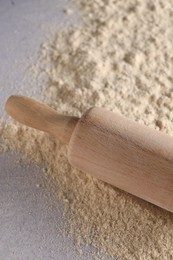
{"left": 2, "top": 0, "right": 173, "bottom": 259}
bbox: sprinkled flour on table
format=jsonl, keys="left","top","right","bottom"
{"left": 1, "top": 0, "right": 173, "bottom": 259}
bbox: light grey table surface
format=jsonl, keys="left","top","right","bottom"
{"left": 0, "top": 1, "right": 108, "bottom": 259}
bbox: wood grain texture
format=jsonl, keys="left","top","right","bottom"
{"left": 5, "top": 96, "right": 79, "bottom": 144}
{"left": 68, "top": 107, "right": 173, "bottom": 212}
{"left": 5, "top": 96, "right": 173, "bottom": 212}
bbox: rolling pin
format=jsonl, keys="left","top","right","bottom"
{"left": 5, "top": 95, "right": 173, "bottom": 213}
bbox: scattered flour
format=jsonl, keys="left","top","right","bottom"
{"left": 63, "top": 8, "right": 74, "bottom": 15}
{"left": 1, "top": 0, "right": 173, "bottom": 259}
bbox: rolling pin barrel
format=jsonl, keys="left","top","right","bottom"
{"left": 68, "top": 107, "right": 173, "bottom": 212}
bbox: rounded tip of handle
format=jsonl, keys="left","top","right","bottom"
{"left": 5, "top": 95, "right": 22, "bottom": 114}
{"left": 5, "top": 95, "right": 18, "bottom": 115}
{"left": 5, "top": 95, "right": 39, "bottom": 123}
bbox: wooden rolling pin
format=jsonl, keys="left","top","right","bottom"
{"left": 5, "top": 95, "right": 173, "bottom": 212}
